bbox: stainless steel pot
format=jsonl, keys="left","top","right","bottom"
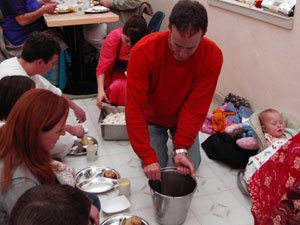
{"left": 149, "top": 167, "right": 197, "bottom": 225}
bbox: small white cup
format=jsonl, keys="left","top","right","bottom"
{"left": 86, "top": 145, "right": 98, "bottom": 161}
{"left": 118, "top": 178, "right": 131, "bottom": 197}
{"left": 76, "top": 3, "right": 85, "bottom": 15}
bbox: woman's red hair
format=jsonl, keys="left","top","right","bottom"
{"left": 0, "top": 89, "right": 69, "bottom": 193}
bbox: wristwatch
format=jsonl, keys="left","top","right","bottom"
{"left": 175, "top": 149, "right": 188, "bottom": 155}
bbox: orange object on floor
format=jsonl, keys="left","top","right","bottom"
{"left": 212, "top": 108, "right": 236, "bottom": 132}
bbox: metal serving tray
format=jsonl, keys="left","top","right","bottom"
{"left": 98, "top": 106, "right": 129, "bottom": 141}
{"left": 75, "top": 166, "right": 120, "bottom": 193}
{"left": 68, "top": 136, "right": 98, "bottom": 156}
{"left": 100, "top": 214, "right": 149, "bottom": 225}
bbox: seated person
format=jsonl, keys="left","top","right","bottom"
{"left": 0, "top": 89, "right": 99, "bottom": 225}
{"left": 0, "top": 76, "right": 35, "bottom": 126}
{"left": 96, "top": 15, "right": 149, "bottom": 108}
{"left": 0, "top": 33, "right": 86, "bottom": 158}
{"left": 84, "top": 0, "right": 152, "bottom": 51}
{"left": 8, "top": 184, "right": 91, "bottom": 225}
{"left": 101, "top": 0, "right": 153, "bottom": 33}
{"left": 0, "top": 0, "right": 58, "bottom": 46}
{"left": 0, "top": 76, "right": 85, "bottom": 160}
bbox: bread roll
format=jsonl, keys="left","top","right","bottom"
{"left": 81, "top": 136, "right": 93, "bottom": 145}
{"left": 124, "top": 216, "right": 142, "bottom": 225}
{"left": 104, "top": 170, "right": 116, "bottom": 178}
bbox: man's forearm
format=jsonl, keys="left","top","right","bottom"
{"left": 62, "top": 94, "right": 77, "bottom": 111}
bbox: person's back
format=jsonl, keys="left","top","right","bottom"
{"left": 8, "top": 184, "right": 91, "bottom": 225}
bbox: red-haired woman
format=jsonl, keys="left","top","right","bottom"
{"left": 0, "top": 89, "right": 99, "bottom": 225}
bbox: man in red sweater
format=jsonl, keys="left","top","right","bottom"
{"left": 126, "top": 0, "right": 223, "bottom": 180}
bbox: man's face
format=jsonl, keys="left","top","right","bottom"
{"left": 37, "top": 54, "right": 59, "bottom": 75}
{"left": 169, "top": 25, "right": 203, "bottom": 61}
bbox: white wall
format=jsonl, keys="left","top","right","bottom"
{"left": 147, "top": 0, "right": 300, "bottom": 117}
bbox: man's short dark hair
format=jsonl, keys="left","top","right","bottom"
{"left": 21, "top": 32, "right": 61, "bottom": 63}
{"left": 169, "top": 0, "right": 208, "bottom": 36}
{"left": 8, "top": 184, "right": 91, "bottom": 225}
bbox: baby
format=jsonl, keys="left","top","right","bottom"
{"left": 259, "top": 109, "right": 292, "bottom": 147}
{"left": 244, "top": 109, "right": 295, "bottom": 183}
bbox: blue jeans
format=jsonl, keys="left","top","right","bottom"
{"left": 148, "top": 125, "right": 201, "bottom": 170}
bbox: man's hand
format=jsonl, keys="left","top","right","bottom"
{"left": 62, "top": 94, "right": 86, "bottom": 123}
{"left": 89, "top": 204, "right": 100, "bottom": 225}
{"left": 173, "top": 153, "right": 195, "bottom": 176}
{"left": 144, "top": 162, "right": 161, "bottom": 180}
{"left": 66, "top": 125, "right": 85, "bottom": 138}
{"left": 73, "top": 105, "right": 86, "bottom": 123}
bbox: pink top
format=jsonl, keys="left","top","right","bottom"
{"left": 96, "top": 27, "right": 131, "bottom": 87}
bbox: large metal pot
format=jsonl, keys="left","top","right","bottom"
{"left": 149, "top": 167, "right": 197, "bottom": 225}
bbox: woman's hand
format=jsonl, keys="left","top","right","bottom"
{"left": 97, "top": 90, "right": 109, "bottom": 109}
{"left": 39, "top": 0, "right": 57, "bottom": 5}
{"left": 88, "top": 204, "right": 100, "bottom": 225}
{"left": 41, "top": 3, "right": 58, "bottom": 14}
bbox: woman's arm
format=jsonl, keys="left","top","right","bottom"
{"left": 96, "top": 73, "right": 109, "bottom": 109}
{"left": 15, "top": 4, "right": 57, "bottom": 26}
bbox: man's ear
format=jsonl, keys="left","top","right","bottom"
{"left": 168, "top": 23, "right": 171, "bottom": 31}
{"left": 35, "top": 59, "right": 44, "bottom": 66}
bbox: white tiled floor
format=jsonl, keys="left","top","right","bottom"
{"left": 64, "top": 97, "right": 254, "bottom": 225}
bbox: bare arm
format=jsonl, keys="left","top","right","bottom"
{"left": 65, "top": 125, "right": 85, "bottom": 138}
{"left": 96, "top": 73, "right": 109, "bottom": 109}
{"left": 15, "top": 4, "right": 57, "bottom": 26}
{"left": 62, "top": 94, "right": 86, "bottom": 123}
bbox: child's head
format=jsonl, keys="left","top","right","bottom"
{"left": 122, "top": 15, "right": 150, "bottom": 48}
{"left": 259, "top": 109, "right": 285, "bottom": 138}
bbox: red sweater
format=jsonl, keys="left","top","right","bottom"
{"left": 126, "top": 31, "right": 223, "bottom": 167}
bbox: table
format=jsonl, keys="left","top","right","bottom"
{"left": 44, "top": 11, "right": 119, "bottom": 95}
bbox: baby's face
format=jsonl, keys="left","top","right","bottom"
{"left": 262, "top": 112, "right": 285, "bottom": 138}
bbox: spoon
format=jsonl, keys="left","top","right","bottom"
{"left": 102, "top": 101, "right": 118, "bottom": 107}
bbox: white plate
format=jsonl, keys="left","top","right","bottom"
{"left": 102, "top": 195, "right": 130, "bottom": 214}
{"left": 85, "top": 6, "right": 110, "bottom": 13}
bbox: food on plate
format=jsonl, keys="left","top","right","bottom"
{"left": 104, "top": 170, "right": 116, "bottom": 178}
{"left": 91, "top": 0, "right": 100, "bottom": 5}
{"left": 81, "top": 135, "right": 94, "bottom": 145}
{"left": 124, "top": 216, "right": 142, "bottom": 225}
{"left": 56, "top": 5, "right": 73, "bottom": 13}
{"left": 102, "top": 112, "right": 126, "bottom": 124}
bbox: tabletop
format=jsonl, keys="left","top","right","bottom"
{"left": 43, "top": 11, "right": 119, "bottom": 27}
